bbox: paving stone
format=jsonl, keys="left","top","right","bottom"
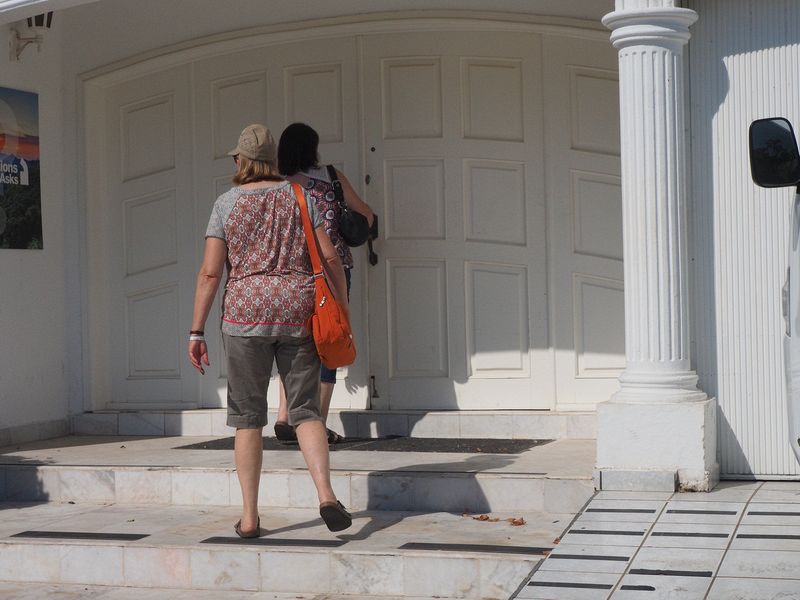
{"left": 541, "top": 543, "right": 636, "bottom": 574}
{"left": 717, "top": 548, "right": 800, "bottom": 579}
{"left": 707, "top": 576, "right": 800, "bottom": 600}
{"left": 658, "top": 499, "right": 744, "bottom": 525}
{"left": 520, "top": 570, "right": 618, "bottom": 599}
{"left": 612, "top": 573, "right": 711, "bottom": 599}
{"left": 731, "top": 524, "right": 800, "bottom": 551}
{"left": 643, "top": 521, "right": 733, "bottom": 549}
{"left": 740, "top": 502, "right": 800, "bottom": 526}
{"left": 626, "top": 546, "right": 723, "bottom": 577}
{"left": 562, "top": 519, "right": 650, "bottom": 546}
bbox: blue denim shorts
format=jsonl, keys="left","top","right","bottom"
{"left": 320, "top": 268, "right": 352, "bottom": 384}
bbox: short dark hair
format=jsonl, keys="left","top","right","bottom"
{"left": 278, "top": 122, "right": 320, "bottom": 176}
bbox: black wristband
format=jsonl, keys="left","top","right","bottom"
{"left": 190, "top": 330, "right": 204, "bottom": 335}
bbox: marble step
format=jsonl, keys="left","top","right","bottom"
{"left": 0, "top": 583, "right": 463, "bottom": 600}
{"left": 0, "top": 503, "right": 569, "bottom": 598}
{"left": 71, "top": 409, "right": 596, "bottom": 440}
{"left": 0, "top": 436, "right": 596, "bottom": 514}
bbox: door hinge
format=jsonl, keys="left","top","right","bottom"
{"left": 370, "top": 375, "right": 380, "bottom": 399}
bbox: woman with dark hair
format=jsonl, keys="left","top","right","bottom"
{"left": 189, "top": 124, "right": 352, "bottom": 536}
{"left": 274, "top": 122, "right": 374, "bottom": 444}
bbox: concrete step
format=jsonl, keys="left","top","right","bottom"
{"left": 0, "top": 583, "right": 463, "bottom": 600}
{"left": 0, "top": 436, "right": 596, "bottom": 514}
{"left": 0, "top": 502, "right": 569, "bottom": 598}
{"left": 71, "top": 409, "right": 596, "bottom": 440}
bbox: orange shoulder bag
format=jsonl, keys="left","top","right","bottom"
{"left": 292, "top": 183, "right": 357, "bottom": 369}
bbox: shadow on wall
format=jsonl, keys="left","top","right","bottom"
{"left": 686, "top": 0, "right": 800, "bottom": 477}
{"left": 716, "top": 409, "right": 754, "bottom": 479}
{"left": 0, "top": 455, "right": 51, "bottom": 509}
{"left": 0, "top": 435, "right": 161, "bottom": 509}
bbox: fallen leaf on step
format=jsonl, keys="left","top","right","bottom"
{"left": 553, "top": 536, "right": 561, "bottom": 544}
{"left": 508, "top": 517, "right": 526, "bottom": 526}
{"left": 473, "top": 514, "right": 499, "bottom": 522}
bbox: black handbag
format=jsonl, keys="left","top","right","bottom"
{"left": 327, "top": 165, "right": 370, "bottom": 247}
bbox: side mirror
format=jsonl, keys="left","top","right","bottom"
{"left": 749, "top": 117, "right": 800, "bottom": 188}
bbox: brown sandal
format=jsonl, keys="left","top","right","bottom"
{"left": 327, "top": 428, "right": 345, "bottom": 444}
{"left": 234, "top": 517, "right": 261, "bottom": 539}
{"left": 320, "top": 500, "right": 352, "bottom": 532}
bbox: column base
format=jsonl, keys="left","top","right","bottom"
{"left": 595, "top": 397, "right": 719, "bottom": 492}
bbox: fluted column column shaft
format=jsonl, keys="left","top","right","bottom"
{"left": 604, "top": 5, "right": 706, "bottom": 403}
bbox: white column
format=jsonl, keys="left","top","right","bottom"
{"left": 595, "top": 0, "right": 718, "bottom": 492}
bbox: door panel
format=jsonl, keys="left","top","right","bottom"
{"left": 543, "top": 34, "right": 624, "bottom": 410}
{"left": 104, "top": 65, "right": 197, "bottom": 408}
{"left": 362, "top": 32, "right": 552, "bottom": 410}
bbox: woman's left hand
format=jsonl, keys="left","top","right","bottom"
{"left": 188, "top": 340, "right": 210, "bottom": 375}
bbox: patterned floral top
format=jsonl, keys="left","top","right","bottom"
{"left": 288, "top": 166, "right": 354, "bottom": 270}
{"left": 205, "top": 182, "right": 323, "bottom": 337}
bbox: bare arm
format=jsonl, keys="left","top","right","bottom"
{"left": 188, "top": 237, "right": 227, "bottom": 374}
{"left": 336, "top": 168, "right": 375, "bottom": 226}
{"left": 316, "top": 224, "right": 348, "bottom": 311}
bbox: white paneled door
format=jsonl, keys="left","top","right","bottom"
{"left": 90, "top": 25, "right": 621, "bottom": 412}
{"left": 361, "top": 32, "right": 553, "bottom": 410}
{"left": 102, "top": 65, "right": 198, "bottom": 408}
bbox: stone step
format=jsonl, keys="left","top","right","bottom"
{"left": 71, "top": 409, "right": 596, "bottom": 440}
{"left": 0, "top": 583, "right": 463, "bottom": 600}
{"left": 0, "top": 502, "right": 569, "bottom": 598}
{"left": 0, "top": 436, "right": 596, "bottom": 514}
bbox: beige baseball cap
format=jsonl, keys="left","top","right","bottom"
{"left": 228, "top": 124, "right": 277, "bottom": 161}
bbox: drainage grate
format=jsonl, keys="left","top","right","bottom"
{"left": 10, "top": 531, "right": 149, "bottom": 541}
{"left": 200, "top": 536, "right": 346, "bottom": 547}
{"left": 529, "top": 581, "right": 614, "bottom": 590}
{"left": 399, "top": 542, "right": 550, "bottom": 555}
{"left": 176, "top": 436, "right": 552, "bottom": 454}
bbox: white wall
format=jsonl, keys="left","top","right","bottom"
{"left": 0, "top": 0, "right": 612, "bottom": 434}
{"left": 688, "top": 0, "right": 800, "bottom": 477}
{"left": 0, "top": 22, "right": 74, "bottom": 434}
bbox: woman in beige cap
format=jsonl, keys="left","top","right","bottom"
{"left": 188, "top": 124, "right": 352, "bottom": 536}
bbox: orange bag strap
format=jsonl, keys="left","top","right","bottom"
{"left": 292, "top": 182, "right": 324, "bottom": 278}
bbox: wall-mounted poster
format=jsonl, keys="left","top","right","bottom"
{"left": 0, "top": 86, "right": 41, "bottom": 249}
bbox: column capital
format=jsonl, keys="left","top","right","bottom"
{"left": 602, "top": 7, "right": 698, "bottom": 51}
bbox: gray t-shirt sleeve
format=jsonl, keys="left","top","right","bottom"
{"left": 205, "top": 189, "right": 239, "bottom": 240}
{"left": 205, "top": 203, "right": 225, "bottom": 240}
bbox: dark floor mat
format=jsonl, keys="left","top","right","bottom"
{"left": 175, "top": 436, "right": 551, "bottom": 454}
